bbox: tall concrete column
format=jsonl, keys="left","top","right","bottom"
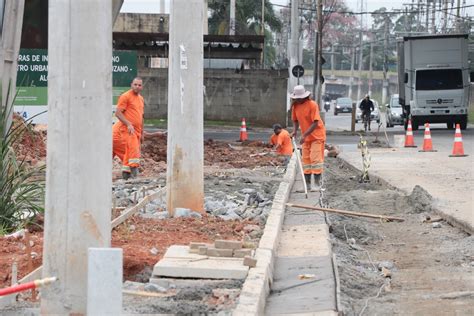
{"left": 0, "top": 0, "right": 24, "bottom": 135}
{"left": 167, "top": 0, "right": 204, "bottom": 216}
{"left": 41, "top": 1, "right": 112, "bottom": 314}
{"left": 203, "top": 0, "right": 208, "bottom": 35}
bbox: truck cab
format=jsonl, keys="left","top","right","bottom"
{"left": 397, "top": 34, "right": 470, "bottom": 130}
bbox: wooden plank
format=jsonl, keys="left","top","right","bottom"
{"left": 286, "top": 203, "right": 405, "bottom": 222}
{"left": 111, "top": 188, "right": 166, "bottom": 228}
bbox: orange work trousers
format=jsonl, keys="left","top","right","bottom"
{"left": 302, "top": 140, "right": 324, "bottom": 175}
{"left": 113, "top": 125, "right": 141, "bottom": 173}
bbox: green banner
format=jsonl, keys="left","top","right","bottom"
{"left": 14, "top": 49, "right": 137, "bottom": 106}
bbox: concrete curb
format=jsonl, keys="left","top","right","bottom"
{"left": 233, "top": 155, "right": 297, "bottom": 315}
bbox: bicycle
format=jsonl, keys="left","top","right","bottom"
{"left": 362, "top": 111, "right": 372, "bottom": 132}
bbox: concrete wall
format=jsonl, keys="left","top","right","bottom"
{"left": 114, "top": 13, "right": 169, "bottom": 33}
{"left": 139, "top": 68, "right": 289, "bottom": 126}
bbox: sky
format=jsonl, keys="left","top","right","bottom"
{"left": 120, "top": 0, "right": 472, "bottom": 26}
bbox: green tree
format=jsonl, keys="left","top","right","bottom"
{"left": 208, "top": 0, "right": 282, "bottom": 35}
{"left": 208, "top": 0, "right": 283, "bottom": 67}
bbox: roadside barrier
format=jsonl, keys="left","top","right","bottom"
{"left": 449, "top": 124, "right": 468, "bottom": 157}
{"left": 404, "top": 119, "right": 417, "bottom": 148}
{"left": 239, "top": 118, "right": 248, "bottom": 141}
{"left": 419, "top": 123, "right": 437, "bottom": 152}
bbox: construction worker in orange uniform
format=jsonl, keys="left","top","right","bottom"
{"left": 113, "top": 77, "right": 145, "bottom": 180}
{"left": 269, "top": 123, "right": 293, "bottom": 165}
{"left": 290, "top": 85, "right": 326, "bottom": 191}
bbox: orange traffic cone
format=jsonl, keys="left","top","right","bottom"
{"left": 449, "top": 124, "right": 468, "bottom": 157}
{"left": 404, "top": 119, "right": 417, "bottom": 148}
{"left": 419, "top": 123, "right": 437, "bottom": 152}
{"left": 239, "top": 118, "right": 248, "bottom": 141}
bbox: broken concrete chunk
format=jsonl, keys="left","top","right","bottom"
{"left": 207, "top": 247, "right": 233, "bottom": 257}
{"left": 233, "top": 249, "right": 253, "bottom": 258}
{"left": 215, "top": 240, "right": 242, "bottom": 250}
{"left": 242, "top": 241, "right": 257, "bottom": 249}
{"left": 243, "top": 256, "right": 257, "bottom": 268}
{"left": 432, "top": 222, "right": 442, "bottom": 229}
{"left": 144, "top": 283, "right": 167, "bottom": 293}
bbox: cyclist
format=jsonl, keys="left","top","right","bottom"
{"left": 359, "top": 94, "right": 374, "bottom": 131}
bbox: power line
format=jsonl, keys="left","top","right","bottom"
{"left": 271, "top": 3, "right": 474, "bottom": 17}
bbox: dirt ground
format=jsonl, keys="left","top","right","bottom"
{"left": 0, "top": 215, "right": 257, "bottom": 289}
{"left": 324, "top": 158, "right": 474, "bottom": 315}
{"left": 1, "top": 125, "right": 284, "bottom": 314}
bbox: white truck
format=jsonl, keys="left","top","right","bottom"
{"left": 397, "top": 34, "right": 470, "bottom": 130}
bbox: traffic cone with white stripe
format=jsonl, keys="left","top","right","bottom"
{"left": 404, "top": 119, "right": 417, "bottom": 148}
{"left": 449, "top": 124, "right": 468, "bottom": 157}
{"left": 419, "top": 123, "right": 437, "bottom": 152}
{"left": 239, "top": 118, "right": 248, "bottom": 141}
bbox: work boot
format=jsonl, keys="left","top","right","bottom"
{"left": 122, "top": 171, "right": 131, "bottom": 180}
{"left": 311, "top": 174, "right": 321, "bottom": 192}
{"left": 130, "top": 167, "right": 139, "bottom": 178}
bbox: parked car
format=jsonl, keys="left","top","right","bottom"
{"left": 334, "top": 97, "right": 353, "bottom": 115}
{"left": 355, "top": 99, "right": 380, "bottom": 123}
{"left": 386, "top": 94, "right": 403, "bottom": 127}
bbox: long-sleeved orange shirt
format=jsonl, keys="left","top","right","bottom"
{"left": 269, "top": 129, "right": 293, "bottom": 156}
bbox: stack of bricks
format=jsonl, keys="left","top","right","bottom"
{"left": 189, "top": 240, "right": 257, "bottom": 268}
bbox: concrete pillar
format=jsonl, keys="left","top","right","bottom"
{"left": 87, "top": 248, "right": 123, "bottom": 315}
{"left": 203, "top": 0, "right": 208, "bottom": 35}
{"left": 112, "top": 0, "right": 124, "bottom": 24}
{"left": 166, "top": 0, "right": 204, "bottom": 216}
{"left": 41, "top": 1, "right": 112, "bottom": 314}
{"left": 0, "top": 0, "right": 24, "bottom": 135}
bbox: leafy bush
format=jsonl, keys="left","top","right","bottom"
{"left": 0, "top": 85, "right": 45, "bottom": 234}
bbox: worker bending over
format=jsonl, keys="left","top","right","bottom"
{"left": 269, "top": 123, "right": 293, "bottom": 165}
{"left": 290, "top": 85, "right": 326, "bottom": 191}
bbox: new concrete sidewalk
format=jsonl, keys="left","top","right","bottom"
{"left": 339, "top": 146, "right": 473, "bottom": 234}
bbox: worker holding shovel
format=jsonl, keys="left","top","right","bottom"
{"left": 290, "top": 85, "right": 326, "bottom": 191}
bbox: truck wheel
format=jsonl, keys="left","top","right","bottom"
{"left": 446, "top": 122, "right": 454, "bottom": 129}
{"left": 334, "top": 111, "right": 338, "bottom": 116}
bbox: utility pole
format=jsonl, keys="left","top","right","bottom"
{"left": 41, "top": 1, "right": 112, "bottom": 314}
{"left": 382, "top": 15, "right": 389, "bottom": 105}
{"left": 416, "top": 0, "right": 421, "bottom": 32}
{"left": 312, "top": 31, "right": 319, "bottom": 98}
{"left": 456, "top": 0, "right": 461, "bottom": 32}
{"left": 356, "top": 34, "right": 363, "bottom": 101}
{"left": 330, "top": 44, "right": 336, "bottom": 78}
{"left": 160, "top": 0, "right": 165, "bottom": 13}
{"left": 230, "top": 0, "right": 236, "bottom": 35}
{"left": 167, "top": 0, "right": 204, "bottom": 216}
{"left": 288, "top": 0, "right": 300, "bottom": 94}
{"left": 348, "top": 45, "right": 355, "bottom": 99}
{"left": 316, "top": 0, "right": 323, "bottom": 109}
{"left": 425, "top": 1, "right": 430, "bottom": 31}
{"left": 442, "top": 0, "right": 448, "bottom": 33}
{"left": 0, "top": 0, "right": 25, "bottom": 136}
{"left": 431, "top": 0, "right": 436, "bottom": 33}
{"left": 368, "top": 41, "right": 373, "bottom": 96}
{"left": 261, "top": 0, "right": 265, "bottom": 67}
